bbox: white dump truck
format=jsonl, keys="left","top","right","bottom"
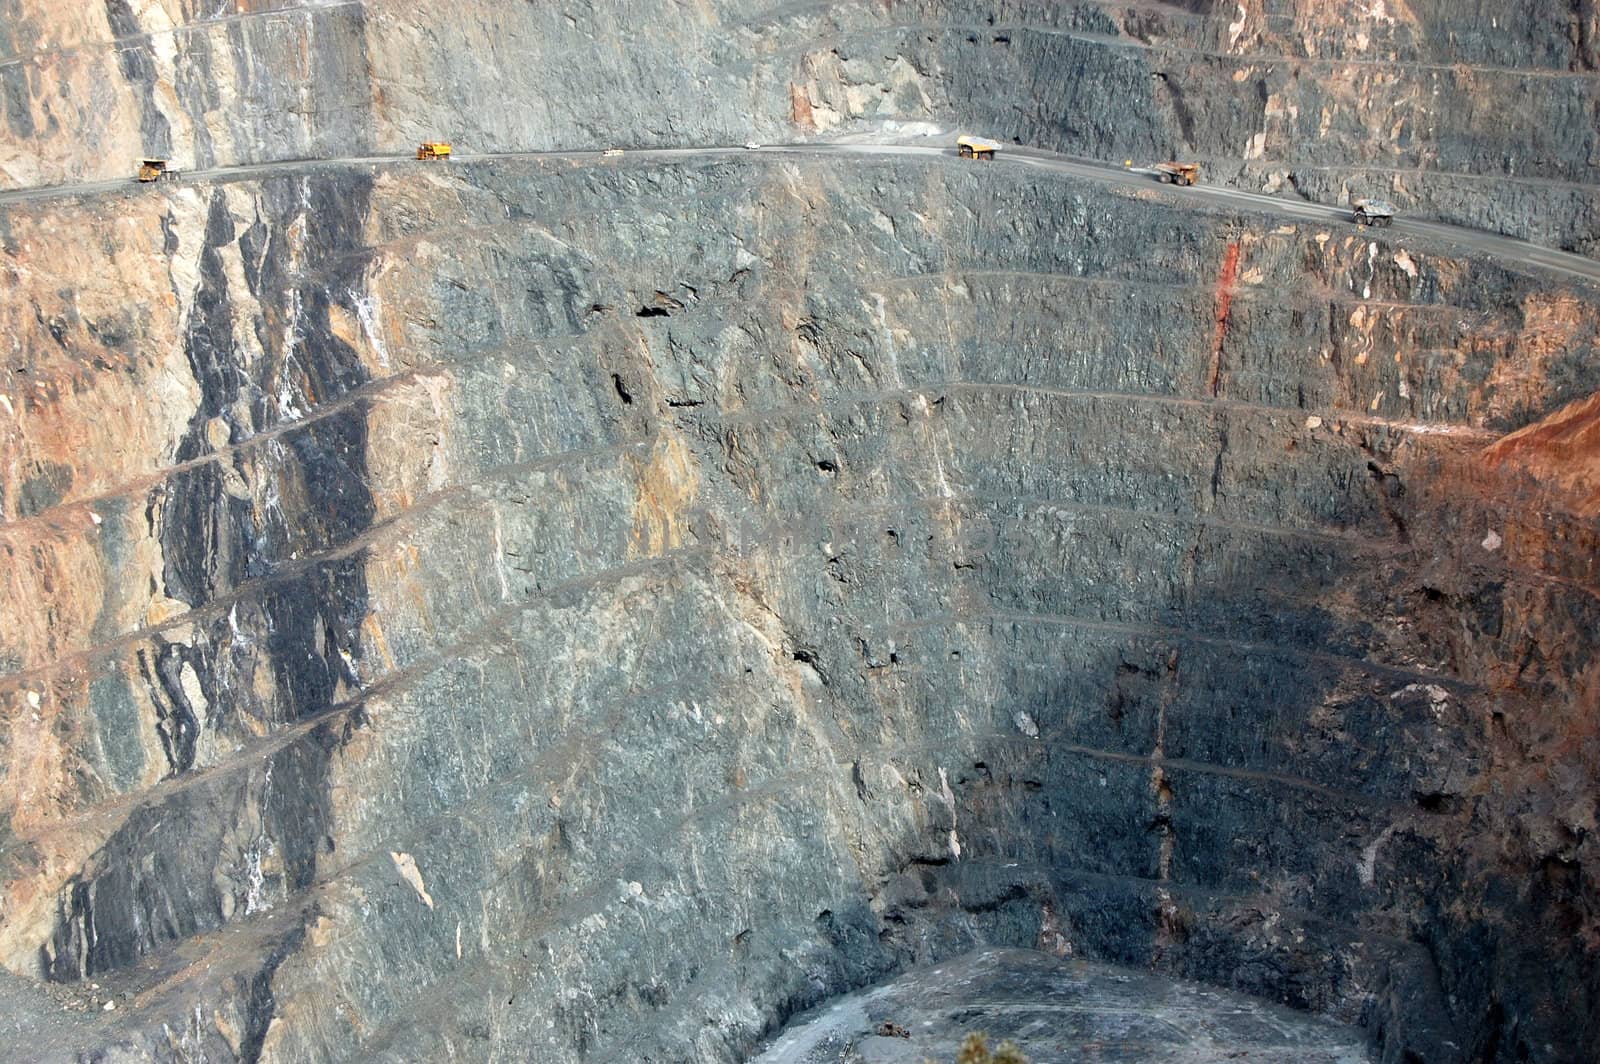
{"left": 1352, "top": 198, "right": 1397, "bottom": 227}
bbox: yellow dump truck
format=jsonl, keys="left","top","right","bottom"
{"left": 416, "top": 142, "right": 452, "bottom": 161}
{"left": 1153, "top": 162, "right": 1201, "bottom": 186}
{"left": 136, "top": 159, "right": 176, "bottom": 182}
{"left": 957, "top": 135, "right": 1000, "bottom": 161}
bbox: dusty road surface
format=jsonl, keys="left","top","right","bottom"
{"left": 801, "top": 142, "right": 1600, "bottom": 285}
{"left": 4, "top": 140, "right": 1596, "bottom": 286}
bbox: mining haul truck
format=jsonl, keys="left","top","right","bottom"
{"left": 136, "top": 159, "right": 177, "bottom": 182}
{"left": 1153, "top": 162, "right": 1201, "bottom": 186}
{"left": 1352, "top": 198, "right": 1396, "bottom": 227}
{"left": 957, "top": 135, "right": 1000, "bottom": 161}
{"left": 417, "top": 142, "right": 453, "bottom": 161}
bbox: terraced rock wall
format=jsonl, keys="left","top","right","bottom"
{"left": 3, "top": 152, "right": 1597, "bottom": 1062}
{"left": 0, "top": 2, "right": 1597, "bottom": 1063}
{"left": 2, "top": 2, "right": 1597, "bottom": 249}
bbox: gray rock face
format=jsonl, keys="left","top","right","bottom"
{"left": 0, "top": 4, "right": 1597, "bottom": 1064}
{"left": 3, "top": 150, "right": 1596, "bottom": 1064}
{"left": 1, "top": 2, "right": 1597, "bottom": 249}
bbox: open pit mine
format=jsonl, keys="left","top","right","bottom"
{"left": 0, "top": 2, "right": 1598, "bottom": 1062}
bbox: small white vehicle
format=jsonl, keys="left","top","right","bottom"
{"left": 744, "top": 142, "right": 761, "bottom": 150}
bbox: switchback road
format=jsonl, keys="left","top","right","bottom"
{"left": 1, "top": 140, "right": 1597, "bottom": 285}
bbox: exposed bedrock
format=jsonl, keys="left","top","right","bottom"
{"left": 1, "top": 154, "right": 1596, "bottom": 1062}
{"left": 1, "top": 2, "right": 1598, "bottom": 250}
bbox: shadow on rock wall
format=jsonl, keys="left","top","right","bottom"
{"left": 819, "top": 461, "right": 1596, "bottom": 1064}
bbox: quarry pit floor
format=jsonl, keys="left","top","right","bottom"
{"left": 755, "top": 949, "right": 1372, "bottom": 1064}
